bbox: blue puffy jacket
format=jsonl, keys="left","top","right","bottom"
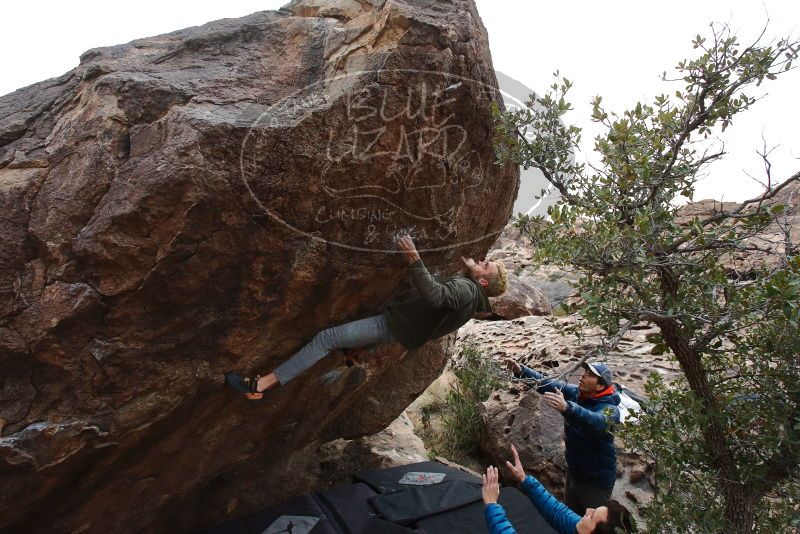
{"left": 519, "top": 365, "right": 621, "bottom": 489}
{"left": 485, "top": 475, "right": 581, "bottom": 534}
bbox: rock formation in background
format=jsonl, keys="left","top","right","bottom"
{"left": 488, "top": 271, "right": 552, "bottom": 319}
{"left": 0, "top": 0, "right": 518, "bottom": 531}
{"left": 487, "top": 223, "right": 578, "bottom": 308}
{"left": 677, "top": 182, "right": 799, "bottom": 272}
{"left": 456, "top": 315, "right": 669, "bottom": 511}
{"left": 486, "top": 180, "right": 800, "bottom": 315}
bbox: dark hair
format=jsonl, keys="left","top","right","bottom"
{"left": 594, "top": 500, "right": 636, "bottom": 533}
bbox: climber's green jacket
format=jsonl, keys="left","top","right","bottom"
{"left": 382, "top": 259, "right": 491, "bottom": 350}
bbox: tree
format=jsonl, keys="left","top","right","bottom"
{"left": 491, "top": 23, "right": 800, "bottom": 533}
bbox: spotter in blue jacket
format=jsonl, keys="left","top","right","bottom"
{"left": 518, "top": 365, "right": 621, "bottom": 489}
{"left": 485, "top": 475, "right": 581, "bottom": 534}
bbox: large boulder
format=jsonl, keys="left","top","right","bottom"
{"left": 0, "top": 0, "right": 518, "bottom": 531}
{"left": 479, "top": 387, "right": 567, "bottom": 495}
{"left": 180, "top": 410, "right": 433, "bottom": 531}
{"left": 489, "top": 271, "right": 552, "bottom": 319}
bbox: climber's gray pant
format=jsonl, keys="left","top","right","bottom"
{"left": 273, "top": 313, "right": 395, "bottom": 385}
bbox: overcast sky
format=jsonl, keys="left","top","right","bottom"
{"left": 2, "top": 0, "right": 798, "bottom": 202}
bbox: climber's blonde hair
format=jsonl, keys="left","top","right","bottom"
{"left": 484, "top": 260, "right": 507, "bottom": 297}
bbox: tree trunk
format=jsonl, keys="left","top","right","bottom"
{"left": 663, "top": 324, "right": 762, "bottom": 532}
{"left": 656, "top": 267, "right": 759, "bottom": 532}
{"left": 722, "top": 485, "right": 758, "bottom": 534}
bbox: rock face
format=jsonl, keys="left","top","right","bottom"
{"left": 488, "top": 271, "right": 552, "bottom": 319}
{"left": 179, "top": 410, "right": 432, "bottom": 530}
{"left": 678, "top": 181, "right": 800, "bottom": 272}
{"left": 0, "top": 1, "right": 518, "bottom": 531}
{"left": 479, "top": 388, "right": 567, "bottom": 494}
{"left": 458, "top": 315, "right": 681, "bottom": 409}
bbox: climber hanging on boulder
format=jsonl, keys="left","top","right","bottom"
{"left": 225, "top": 234, "right": 508, "bottom": 400}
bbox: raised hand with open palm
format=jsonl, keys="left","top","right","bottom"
{"left": 505, "top": 444, "right": 526, "bottom": 485}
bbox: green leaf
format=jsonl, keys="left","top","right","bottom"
{"left": 651, "top": 343, "right": 669, "bottom": 355}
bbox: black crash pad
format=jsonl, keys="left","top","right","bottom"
{"left": 369, "top": 478, "right": 483, "bottom": 525}
{"left": 314, "top": 482, "right": 378, "bottom": 534}
{"left": 417, "top": 486, "right": 559, "bottom": 534}
{"left": 354, "top": 461, "right": 480, "bottom": 494}
{"left": 362, "top": 518, "right": 417, "bottom": 533}
{"left": 243, "top": 493, "right": 338, "bottom": 534}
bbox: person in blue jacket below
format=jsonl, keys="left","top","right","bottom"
{"left": 505, "top": 359, "right": 622, "bottom": 514}
{"left": 481, "top": 446, "right": 635, "bottom": 534}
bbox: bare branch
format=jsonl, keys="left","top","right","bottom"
{"left": 669, "top": 171, "right": 800, "bottom": 252}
